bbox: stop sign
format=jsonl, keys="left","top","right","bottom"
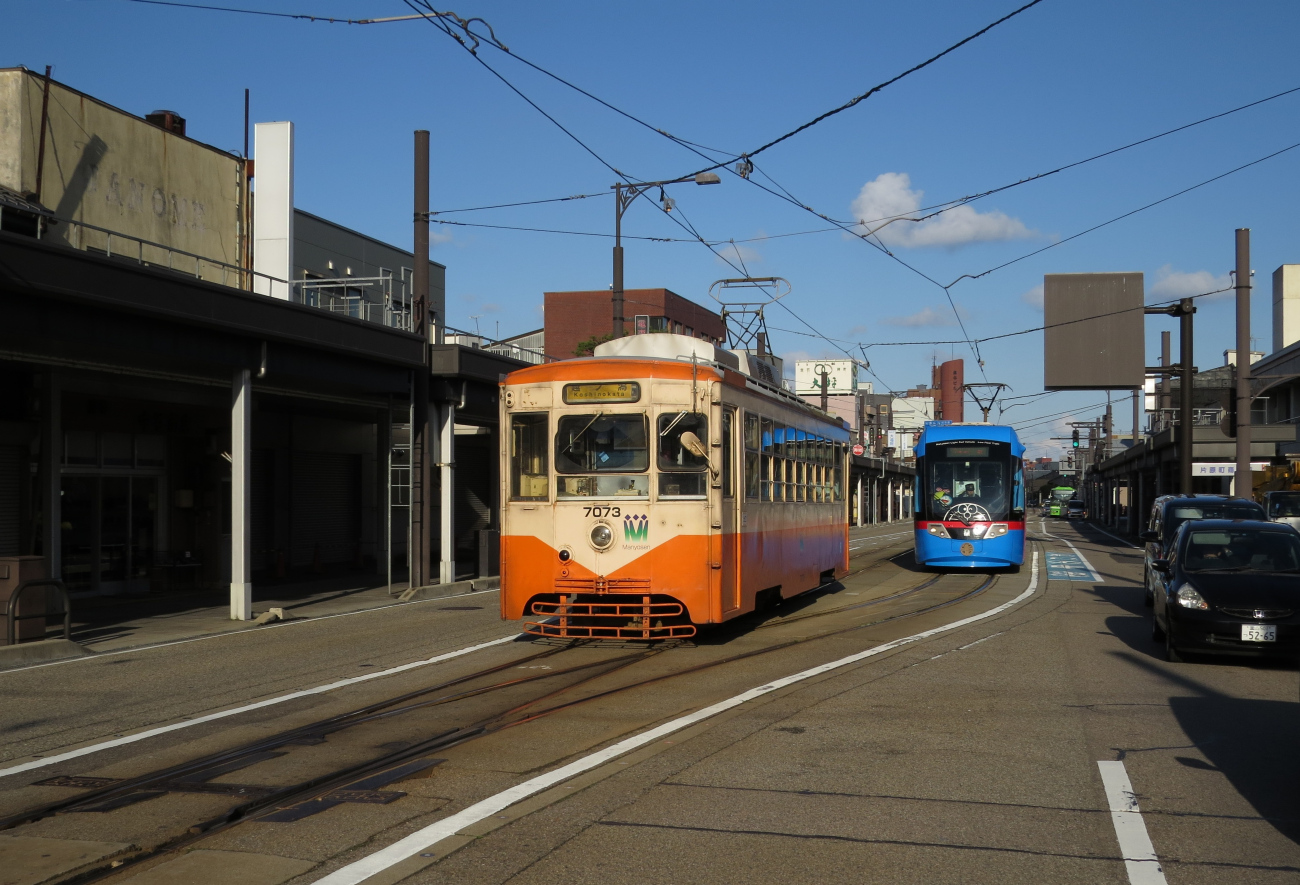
{"left": 852, "top": 444, "right": 865, "bottom": 457}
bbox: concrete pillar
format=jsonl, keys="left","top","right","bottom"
{"left": 42, "top": 371, "right": 61, "bottom": 578}
{"left": 856, "top": 475, "right": 864, "bottom": 526}
{"left": 437, "top": 400, "right": 456, "bottom": 585}
{"left": 230, "top": 369, "right": 252, "bottom": 620}
{"left": 886, "top": 480, "right": 894, "bottom": 523}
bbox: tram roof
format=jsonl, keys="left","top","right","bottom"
{"left": 915, "top": 423, "right": 1024, "bottom": 456}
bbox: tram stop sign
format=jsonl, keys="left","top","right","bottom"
{"left": 852, "top": 444, "right": 865, "bottom": 456}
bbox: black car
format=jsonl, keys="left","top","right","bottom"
{"left": 1140, "top": 495, "right": 1265, "bottom": 607}
{"left": 1150, "top": 519, "right": 1300, "bottom": 662}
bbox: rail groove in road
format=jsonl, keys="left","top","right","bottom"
{"left": 0, "top": 534, "right": 1023, "bottom": 884}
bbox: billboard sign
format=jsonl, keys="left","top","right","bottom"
{"left": 795, "top": 359, "right": 857, "bottom": 395}
{"left": 1043, "top": 273, "right": 1144, "bottom": 390}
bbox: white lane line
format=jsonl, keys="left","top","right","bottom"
{"left": 1085, "top": 522, "right": 1142, "bottom": 549}
{"left": 1036, "top": 525, "right": 1104, "bottom": 583}
{"left": 2, "top": 588, "right": 502, "bottom": 676}
{"left": 315, "top": 553, "right": 1043, "bottom": 885}
{"left": 1097, "top": 760, "right": 1168, "bottom": 885}
{"left": 0, "top": 635, "right": 518, "bottom": 779}
{"left": 1061, "top": 539, "right": 1104, "bottom": 583}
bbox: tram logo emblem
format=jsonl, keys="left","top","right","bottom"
{"left": 623, "top": 514, "right": 649, "bottom": 542}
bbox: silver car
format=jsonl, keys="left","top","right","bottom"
{"left": 1264, "top": 491, "right": 1300, "bottom": 532}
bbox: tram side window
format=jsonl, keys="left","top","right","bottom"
{"left": 658, "top": 412, "right": 709, "bottom": 497}
{"left": 760, "top": 417, "right": 774, "bottom": 501}
{"left": 833, "top": 443, "right": 844, "bottom": 501}
{"left": 510, "top": 413, "right": 548, "bottom": 500}
{"left": 722, "top": 411, "right": 734, "bottom": 498}
{"left": 744, "top": 413, "right": 760, "bottom": 500}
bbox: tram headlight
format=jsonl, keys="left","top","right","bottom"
{"left": 589, "top": 523, "right": 615, "bottom": 550}
{"left": 987, "top": 524, "right": 1010, "bottom": 538}
{"left": 926, "top": 524, "right": 949, "bottom": 538}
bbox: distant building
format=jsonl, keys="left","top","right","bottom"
{"left": 543, "top": 288, "right": 725, "bottom": 359}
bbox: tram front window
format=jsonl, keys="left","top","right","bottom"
{"left": 658, "top": 412, "right": 709, "bottom": 497}
{"left": 926, "top": 442, "right": 1010, "bottom": 522}
{"left": 555, "top": 413, "right": 650, "bottom": 498}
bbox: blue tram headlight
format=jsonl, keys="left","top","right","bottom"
{"left": 986, "top": 524, "right": 1010, "bottom": 538}
{"left": 926, "top": 524, "right": 949, "bottom": 538}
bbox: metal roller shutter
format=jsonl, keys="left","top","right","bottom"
{"left": 0, "top": 446, "right": 22, "bottom": 556}
{"left": 291, "top": 453, "right": 360, "bottom": 568}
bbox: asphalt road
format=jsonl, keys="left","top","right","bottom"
{"left": 1, "top": 518, "right": 1296, "bottom": 885}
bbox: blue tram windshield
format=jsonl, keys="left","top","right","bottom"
{"left": 925, "top": 441, "right": 1011, "bottom": 521}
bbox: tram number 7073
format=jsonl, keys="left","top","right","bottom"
{"left": 582, "top": 505, "right": 622, "bottom": 518}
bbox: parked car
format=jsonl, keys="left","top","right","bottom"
{"left": 1263, "top": 490, "right": 1300, "bottom": 532}
{"left": 1149, "top": 519, "right": 1300, "bottom": 662}
{"left": 1066, "top": 500, "right": 1088, "bottom": 520}
{"left": 1140, "top": 495, "right": 1266, "bottom": 607}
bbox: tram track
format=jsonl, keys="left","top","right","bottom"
{"left": 8, "top": 533, "right": 1004, "bottom": 885}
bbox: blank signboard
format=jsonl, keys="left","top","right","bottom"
{"left": 1043, "top": 273, "right": 1144, "bottom": 390}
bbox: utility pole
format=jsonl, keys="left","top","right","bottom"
{"left": 819, "top": 366, "right": 829, "bottom": 412}
{"left": 1180, "top": 298, "right": 1195, "bottom": 495}
{"left": 410, "top": 130, "right": 431, "bottom": 589}
{"left": 1234, "top": 228, "right": 1252, "bottom": 498}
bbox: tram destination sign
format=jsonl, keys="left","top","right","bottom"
{"left": 562, "top": 382, "right": 641, "bottom": 404}
{"left": 1043, "top": 272, "right": 1144, "bottom": 390}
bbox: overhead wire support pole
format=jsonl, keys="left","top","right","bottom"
{"left": 1235, "top": 228, "right": 1252, "bottom": 498}
{"left": 1145, "top": 303, "right": 1196, "bottom": 495}
{"left": 612, "top": 172, "right": 721, "bottom": 337}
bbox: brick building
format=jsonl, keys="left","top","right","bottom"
{"left": 544, "top": 288, "right": 726, "bottom": 359}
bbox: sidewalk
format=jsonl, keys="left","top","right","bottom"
{"left": 1, "top": 570, "right": 499, "bottom": 668}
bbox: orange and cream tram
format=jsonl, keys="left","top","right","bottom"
{"left": 500, "top": 334, "right": 851, "bottom": 639}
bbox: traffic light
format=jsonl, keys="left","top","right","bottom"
{"left": 1071, "top": 428, "right": 1080, "bottom": 448}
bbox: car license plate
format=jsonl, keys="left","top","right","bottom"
{"left": 1241, "top": 624, "right": 1277, "bottom": 642}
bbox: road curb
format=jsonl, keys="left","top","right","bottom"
{"left": 0, "top": 638, "right": 92, "bottom": 669}
{"left": 395, "top": 577, "right": 499, "bottom": 602}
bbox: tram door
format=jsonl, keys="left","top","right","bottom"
{"left": 719, "top": 409, "right": 741, "bottom": 613}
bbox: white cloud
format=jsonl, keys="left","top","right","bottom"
{"left": 1022, "top": 284, "right": 1044, "bottom": 310}
{"left": 1149, "top": 264, "right": 1232, "bottom": 301}
{"left": 851, "top": 172, "right": 1036, "bottom": 249}
{"left": 714, "top": 240, "right": 762, "bottom": 268}
{"left": 884, "top": 305, "right": 959, "bottom": 327}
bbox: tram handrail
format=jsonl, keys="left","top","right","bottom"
{"left": 6, "top": 579, "right": 71, "bottom": 646}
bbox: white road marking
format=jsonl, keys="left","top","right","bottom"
{"left": 0, "top": 635, "right": 518, "bottom": 779}
{"left": 1060, "top": 539, "right": 1104, "bottom": 583}
{"left": 1036, "top": 525, "right": 1104, "bottom": 583}
{"left": 1098, "top": 760, "right": 1168, "bottom": 885}
{"left": 1085, "top": 522, "right": 1142, "bottom": 549}
{"left": 1, "top": 588, "right": 502, "bottom": 676}
{"left": 315, "top": 553, "right": 1043, "bottom": 885}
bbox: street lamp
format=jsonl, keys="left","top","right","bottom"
{"left": 612, "top": 172, "right": 721, "bottom": 337}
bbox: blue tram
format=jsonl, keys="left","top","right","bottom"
{"left": 913, "top": 423, "right": 1026, "bottom": 569}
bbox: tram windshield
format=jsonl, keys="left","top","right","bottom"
{"left": 925, "top": 441, "right": 1012, "bottom": 522}
{"left": 555, "top": 413, "right": 650, "bottom": 498}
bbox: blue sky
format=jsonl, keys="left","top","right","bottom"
{"left": 11, "top": 0, "right": 1300, "bottom": 458}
